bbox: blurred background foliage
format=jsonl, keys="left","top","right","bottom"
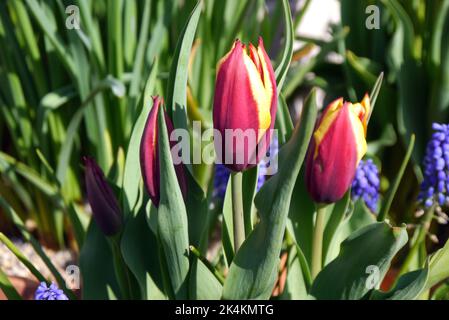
{"left": 0, "top": 0, "right": 448, "bottom": 283}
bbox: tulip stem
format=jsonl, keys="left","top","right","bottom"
{"left": 311, "top": 203, "right": 327, "bottom": 279}
{"left": 231, "top": 172, "right": 245, "bottom": 253}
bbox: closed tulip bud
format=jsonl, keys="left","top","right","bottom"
{"left": 305, "top": 94, "right": 371, "bottom": 203}
{"left": 213, "top": 37, "right": 277, "bottom": 172}
{"left": 84, "top": 156, "right": 122, "bottom": 236}
{"left": 140, "top": 96, "right": 187, "bottom": 207}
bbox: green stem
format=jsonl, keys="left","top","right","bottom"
{"left": 109, "top": 235, "right": 132, "bottom": 300}
{"left": 396, "top": 205, "right": 435, "bottom": 279}
{"left": 311, "top": 204, "right": 327, "bottom": 279}
{"left": 231, "top": 172, "right": 245, "bottom": 253}
{"left": 189, "top": 245, "right": 225, "bottom": 285}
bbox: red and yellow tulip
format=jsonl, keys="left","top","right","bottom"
{"left": 213, "top": 37, "right": 277, "bottom": 172}
{"left": 305, "top": 94, "right": 371, "bottom": 203}
{"left": 140, "top": 96, "right": 187, "bottom": 207}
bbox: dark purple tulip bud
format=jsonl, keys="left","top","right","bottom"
{"left": 140, "top": 96, "right": 187, "bottom": 207}
{"left": 84, "top": 156, "right": 123, "bottom": 236}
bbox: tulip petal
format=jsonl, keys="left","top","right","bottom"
{"left": 140, "top": 97, "right": 187, "bottom": 207}
{"left": 213, "top": 38, "right": 277, "bottom": 172}
{"left": 84, "top": 157, "right": 122, "bottom": 236}
{"left": 306, "top": 103, "right": 359, "bottom": 203}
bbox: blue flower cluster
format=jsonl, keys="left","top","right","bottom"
{"left": 34, "top": 282, "right": 68, "bottom": 300}
{"left": 351, "top": 159, "right": 380, "bottom": 212}
{"left": 418, "top": 123, "right": 449, "bottom": 208}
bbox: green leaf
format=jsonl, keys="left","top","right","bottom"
{"left": 0, "top": 232, "right": 47, "bottom": 283}
{"left": 189, "top": 259, "right": 223, "bottom": 300}
{"left": 426, "top": 237, "right": 449, "bottom": 290}
{"left": 166, "top": 0, "right": 201, "bottom": 131}
{"left": 370, "top": 268, "right": 428, "bottom": 300}
{"left": 156, "top": 106, "right": 190, "bottom": 299}
{"left": 222, "top": 89, "right": 318, "bottom": 299}
{"left": 80, "top": 221, "right": 120, "bottom": 299}
{"left": 121, "top": 205, "right": 166, "bottom": 299}
{"left": 0, "top": 151, "right": 58, "bottom": 198}
{"left": 0, "top": 197, "right": 77, "bottom": 300}
{"left": 310, "top": 222, "right": 408, "bottom": 300}
{"left": 0, "top": 268, "right": 22, "bottom": 300}
{"left": 322, "top": 192, "right": 351, "bottom": 264}
{"left": 378, "top": 134, "right": 415, "bottom": 221}
{"left": 278, "top": 245, "right": 309, "bottom": 300}
{"left": 122, "top": 60, "right": 159, "bottom": 216}
{"left": 274, "top": 0, "right": 294, "bottom": 92}
{"left": 275, "top": 93, "right": 294, "bottom": 144}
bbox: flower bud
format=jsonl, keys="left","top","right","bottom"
{"left": 213, "top": 37, "right": 277, "bottom": 172}
{"left": 140, "top": 96, "right": 187, "bottom": 207}
{"left": 84, "top": 156, "right": 122, "bottom": 236}
{"left": 305, "top": 94, "right": 370, "bottom": 203}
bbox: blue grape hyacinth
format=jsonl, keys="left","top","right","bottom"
{"left": 418, "top": 123, "right": 449, "bottom": 208}
{"left": 35, "top": 282, "right": 68, "bottom": 300}
{"left": 351, "top": 159, "right": 380, "bottom": 212}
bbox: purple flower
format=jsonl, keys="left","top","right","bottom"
{"left": 351, "top": 159, "right": 380, "bottom": 212}
{"left": 418, "top": 123, "right": 449, "bottom": 208}
{"left": 84, "top": 156, "right": 122, "bottom": 236}
{"left": 34, "top": 282, "right": 68, "bottom": 300}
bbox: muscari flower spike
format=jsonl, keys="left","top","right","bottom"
{"left": 35, "top": 282, "right": 68, "bottom": 300}
{"left": 351, "top": 159, "right": 380, "bottom": 212}
{"left": 418, "top": 123, "right": 449, "bottom": 209}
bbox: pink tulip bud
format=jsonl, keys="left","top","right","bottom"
{"left": 306, "top": 94, "right": 371, "bottom": 203}
{"left": 140, "top": 96, "right": 187, "bottom": 207}
{"left": 213, "top": 37, "right": 277, "bottom": 172}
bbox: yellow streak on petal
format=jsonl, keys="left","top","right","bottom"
{"left": 243, "top": 51, "right": 272, "bottom": 141}
{"left": 313, "top": 98, "right": 343, "bottom": 158}
{"left": 348, "top": 102, "right": 367, "bottom": 165}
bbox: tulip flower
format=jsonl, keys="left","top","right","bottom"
{"left": 306, "top": 94, "right": 371, "bottom": 204}
{"left": 84, "top": 156, "right": 123, "bottom": 236}
{"left": 213, "top": 37, "right": 277, "bottom": 172}
{"left": 140, "top": 96, "right": 187, "bottom": 207}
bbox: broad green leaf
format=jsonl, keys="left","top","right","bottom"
{"left": 286, "top": 170, "right": 315, "bottom": 265}
{"left": 156, "top": 107, "right": 190, "bottom": 299}
{"left": 322, "top": 192, "right": 351, "bottom": 264}
{"left": 310, "top": 222, "right": 408, "bottom": 300}
{"left": 426, "top": 237, "right": 449, "bottom": 290}
{"left": 80, "top": 222, "right": 119, "bottom": 299}
{"left": 121, "top": 205, "right": 166, "bottom": 299}
{"left": 185, "top": 170, "right": 209, "bottom": 251}
{"left": 222, "top": 89, "right": 317, "bottom": 299}
{"left": 189, "top": 260, "right": 223, "bottom": 300}
{"left": 370, "top": 268, "right": 428, "bottom": 300}
{"left": 278, "top": 245, "right": 309, "bottom": 300}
